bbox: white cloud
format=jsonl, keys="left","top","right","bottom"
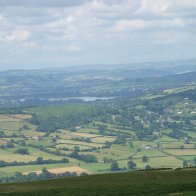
{"left": 0, "top": 0, "right": 196, "bottom": 69}
{"left": 0, "top": 0, "right": 88, "bottom": 7}
{"left": 113, "top": 19, "right": 151, "bottom": 32}
{"left": 23, "top": 42, "right": 38, "bottom": 49}
{"left": 0, "top": 30, "right": 31, "bottom": 43}
{"left": 64, "top": 45, "right": 81, "bottom": 52}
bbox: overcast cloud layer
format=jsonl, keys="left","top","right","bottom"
{"left": 0, "top": 0, "right": 196, "bottom": 70}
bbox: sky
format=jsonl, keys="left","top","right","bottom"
{"left": 0, "top": 0, "right": 196, "bottom": 70}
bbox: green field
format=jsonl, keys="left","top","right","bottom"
{"left": 27, "top": 104, "right": 90, "bottom": 119}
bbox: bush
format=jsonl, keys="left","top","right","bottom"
{"left": 14, "top": 148, "right": 29, "bottom": 155}
{"left": 145, "top": 165, "right": 151, "bottom": 170}
{"left": 127, "top": 160, "right": 136, "bottom": 169}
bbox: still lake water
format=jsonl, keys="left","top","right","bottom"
{"left": 47, "top": 97, "right": 113, "bottom": 102}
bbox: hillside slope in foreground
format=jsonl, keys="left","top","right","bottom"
{"left": 0, "top": 168, "right": 195, "bottom": 196}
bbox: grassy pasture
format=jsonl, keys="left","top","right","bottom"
{"left": 133, "top": 141, "right": 157, "bottom": 148}
{"left": 0, "top": 130, "right": 21, "bottom": 136}
{"left": 161, "top": 141, "right": 183, "bottom": 148}
{"left": 161, "top": 129, "right": 173, "bottom": 134}
{"left": 26, "top": 137, "right": 54, "bottom": 147}
{"left": 55, "top": 130, "right": 103, "bottom": 140}
{"left": 23, "top": 166, "right": 90, "bottom": 175}
{"left": 111, "top": 144, "right": 136, "bottom": 152}
{"left": 0, "top": 115, "right": 22, "bottom": 122}
{"left": 9, "top": 114, "right": 32, "bottom": 120}
{"left": 55, "top": 143, "right": 92, "bottom": 150}
{"left": 164, "top": 149, "right": 196, "bottom": 156}
{"left": 162, "top": 142, "right": 195, "bottom": 149}
{"left": 0, "top": 121, "right": 24, "bottom": 131}
{"left": 0, "top": 149, "right": 36, "bottom": 163}
{"left": 133, "top": 149, "right": 166, "bottom": 158}
{"left": 82, "top": 162, "right": 111, "bottom": 173}
{"left": 117, "top": 156, "right": 182, "bottom": 169}
{"left": 139, "top": 156, "right": 182, "bottom": 168}
{"left": 27, "top": 104, "right": 90, "bottom": 119}
{"left": 21, "top": 129, "right": 45, "bottom": 137}
{"left": 72, "top": 131, "right": 101, "bottom": 138}
{"left": 77, "top": 128, "right": 100, "bottom": 134}
{"left": 51, "top": 132, "right": 72, "bottom": 140}
{"left": 187, "top": 131, "right": 196, "bottom": 139}
{"left": 18, "top": 147, "right": 62, "bottom": 160}
{"left": 102, "top": 146, "right": 136, "bottom": 158}
{"left": 0, "top": 114, "right": 31, "bottom": 122}
{"left": 57, "top": 139, "right": 103, "bottom": 148}
{"left": 91, "top": 136, "right": 116, "bottom": 143}
{"left": 0, "top": 163, "right": 72, "bottom": 176}
{"left": 160, "top": 135, "right": 178, "bottom": 142}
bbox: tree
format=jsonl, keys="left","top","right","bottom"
{"left": 27, "top": 172, "right": 37, "bottom": 181}
{"left": 21, "top": 141, "right": 26, "bottom": 146}
{"left": 104, "top": 141, "right": 111, "bottom": 148}
{"left": 183, "top": 160, "right": 188, "bottom": 168}
{"left": 98, "top": 124, "right": 107, "bottom": 133}
{"left": 42, "top": 167, "right": 48, "bottom": 173}
{"left": 142, "top": 155, "right": 149, "bottom": 162}
{"left": 14, "top": 148, "right": 29, "bottom": 155}
{"left": 80, "top": 172, "right": 88, "bottom": 176}
{"left": 36, "top": 157, "right": 44, "bottom": 165}
{"left": 184, "top": 139, "right": 190, "bottom": 144}
{"left": 0, "top": 161, "right": 6, "bottom": 167}
{"left": 0, "top": 131, "right": 5, "bottom": 138}
{"left": 6, "top": 141, "right": 14, "bottom": 148}
{"left": 74, "top": 146, "right": 80, "bottom": 152}
{"left": 22, "top": 124, "right": 30, "bottom": 130}
{"left": 111, "top": 161, "right": 119, "bottom": 171}
{"left": 114, "top": 136, "right": 126, "bottom": 145}
{"left": 69, "top": 149, "right": 79, "bottom": 159}
{"left": 15, "top": 172, "right": 24, "bottom": 181}
{"left": 77, "top": 154, "right": 97, "bottom": 163}
{"left": 29, "top": 114, "right": 39, "bottom": 125}
{"left": 127, "top": 160, "right": 136, "bottom": 169}
{"left": 145, "top": 165, "right": 151, "bottom": 170}
{"left": 193, "top": 157, "right": 196, "bottom": 164}
{"left": 103, "top": 157, "right": 112, "bottom": 163}
{"left": 180, "top": 145, "right": 184, "bottom": 149}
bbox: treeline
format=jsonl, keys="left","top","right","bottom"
{"left": 0, "top": 108, "right": 24, "bottom": 114}
{"left": 69, "top": 148, "right": 97, "bottom": 163}
{"left": 0, "top": 168, "right": 88, "bottom": 184}
{"left": 28, "top": 145, "right": 98, "bottom": 163}
{"left": 0, "top": 157, "right": 69, "bottom": 168}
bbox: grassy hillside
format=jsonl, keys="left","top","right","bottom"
{"left": 27, "top": 104, "right": 91, "bottom": 119}
{"left": 0, "top": 168, "right": 196, "bottom": 196}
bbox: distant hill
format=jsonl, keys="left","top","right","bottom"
{"left": 0, "top": 61, "right": 195, "bottom": 107}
